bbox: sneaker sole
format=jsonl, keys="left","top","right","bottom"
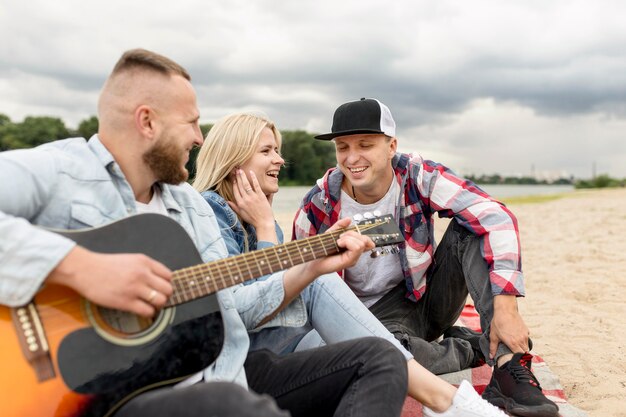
{"left": 483, "top": 386, "right": 560, "bottom": 417}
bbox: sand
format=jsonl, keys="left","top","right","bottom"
{"left": 503, "top": 188, "right": 626, "bottom": 417}
{"left": 275, "top": 188, "right": 626, "bottom": 417}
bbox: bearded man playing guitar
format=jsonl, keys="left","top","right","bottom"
{"left": 0, "top": 49, "right": 409, "bottom": 417}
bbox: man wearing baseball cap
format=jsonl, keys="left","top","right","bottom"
{"left": 293, "top": 98, "right": 559, "bottom": 417}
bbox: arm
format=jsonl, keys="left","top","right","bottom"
{"left": 0, "top": 148, "right": 172, "bottom": 316}
{"left": 418, "top": 158, "right": 524, "bottom": 297}
{"left": 489, "top": 294, "right": 530, "bottom": 358}
{"left": 0, "top": 150, "right": 75, "bottom": 306}
{"left": 417, "top": 158, "right": 529, "bottom": 354}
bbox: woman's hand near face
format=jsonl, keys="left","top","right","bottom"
{"left": 229, "top": 169, "right": 278, "bottom": 243}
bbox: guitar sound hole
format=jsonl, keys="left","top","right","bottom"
{"left": 84, "top": 300, "right": 174, "bottom": 346}
{"left": 97, "top": 307, "right": 156, "bottom": 335}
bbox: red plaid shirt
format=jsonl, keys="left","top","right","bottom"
{"left": 292, "top": 153, "right": 525, "bottom": 301}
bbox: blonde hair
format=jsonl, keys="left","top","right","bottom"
{"left": 193, "top": 112, "right": 282, "bottom": 204}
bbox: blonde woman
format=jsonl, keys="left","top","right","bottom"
{"left": 193, "top": 112, "right": 507, "bottom": 417}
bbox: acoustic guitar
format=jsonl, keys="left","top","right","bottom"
{"left": 0, "top": 213, "right": 402, "bottom": 417}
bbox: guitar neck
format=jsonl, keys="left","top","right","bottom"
{"left": 165, "top": 229, "right": 346, "bottom": 307}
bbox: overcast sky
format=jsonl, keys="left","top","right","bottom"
{"left": 1, "top": 0, "right": 625, "bottom": 178}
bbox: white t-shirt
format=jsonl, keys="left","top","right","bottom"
{"left": 135, "top": 186, "right": 168, "bottom": 215}
{"left": 340, "top": 181, "right": 404, "bottom": 307}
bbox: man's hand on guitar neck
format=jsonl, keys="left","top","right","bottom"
{"left": 301, "top": 217, "right": 375, "bottom": 278}
{"left": 47, "top": 246, "right": 174, "bottom": 317}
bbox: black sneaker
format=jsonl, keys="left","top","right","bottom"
{"left": 443, "top": 326, "right": 486, "bottom": 368}
{"left": 482, "top": 352, "right": 559, "bottom": 417}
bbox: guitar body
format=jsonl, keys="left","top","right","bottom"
{"left": 0, "top": 214, "right": 224, "bottom": 417}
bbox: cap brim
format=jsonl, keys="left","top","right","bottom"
{"left": 314, "top": 129, "right": 386, "bottom": 141}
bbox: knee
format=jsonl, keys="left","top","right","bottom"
{"left": 193, "top": 382, "right": 286, "bottom": 417}
{"left": 362, "top": 337, "right": 408, "bottom": 375}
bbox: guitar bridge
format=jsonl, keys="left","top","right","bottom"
{"left": 11, "top": 303, "right": 55, "bottom": 381}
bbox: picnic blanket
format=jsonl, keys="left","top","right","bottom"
{"left": 400, "top": 305, "right": 588, "bottom": 417}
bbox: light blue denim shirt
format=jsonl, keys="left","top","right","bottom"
{"left": 0, "top": 135, "right": 291, "bottom": 388}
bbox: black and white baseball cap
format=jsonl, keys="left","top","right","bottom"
{"left": 315, "top": 98, "right": 396, "bottom": 141}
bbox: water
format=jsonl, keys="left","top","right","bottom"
{"left": 471, "top": 184, "right": 574, "bottom": 198}
{"left": 273, "top": 184, "right": 574, "bottom": 215}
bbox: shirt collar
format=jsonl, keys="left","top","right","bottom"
{"left": 87, "top": 134, "right": 182, "bottom": 213}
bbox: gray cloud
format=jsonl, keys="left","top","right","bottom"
{"left": 1, "top": 0, "right": 625, "bottom": 177}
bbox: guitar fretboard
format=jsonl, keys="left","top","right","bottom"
{"left": 165, "top": 228, "right": 347, "bottom": 307}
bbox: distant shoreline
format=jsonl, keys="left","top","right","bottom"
{"left": 271, "top": 183, "right": 578, "bottom": 236}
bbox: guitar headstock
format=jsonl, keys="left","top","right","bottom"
{"left": 355, "top": 214, "right": 403, "bottom": 248}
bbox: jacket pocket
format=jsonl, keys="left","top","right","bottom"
{"left": 69, "top": 201, "right": 114, "bottom": 229}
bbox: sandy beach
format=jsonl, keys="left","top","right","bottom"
{"left": 275, "top": 187, "right": 626, "bottom": 417}
{"left": 505, "top": 188, "right": 626, "bottom": 417}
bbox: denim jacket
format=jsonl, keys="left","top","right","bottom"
{"left": 202, "top": 191, "right": 307, "bottom": 329}
{"left": 0, "top": 136, "right": 291, "bottom": 388}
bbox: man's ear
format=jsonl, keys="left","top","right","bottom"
{"left": 135, "top": 105, "right": 156, "bottom": 141}
{"left": 388, "top": 137, "right": 398, "bottom": 158}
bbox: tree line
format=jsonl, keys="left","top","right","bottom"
{"left": 6, "top": 113, "right": 622, "bottom": 189}
{"left": 0, "top": 114, "right": 337, "bottom": 185}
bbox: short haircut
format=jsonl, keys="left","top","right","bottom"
{"left": 111, "top": 48, "right": 191, "bottom": 81}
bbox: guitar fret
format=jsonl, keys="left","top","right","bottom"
{"left": 202, "top": 264, "right": 218, "bottom": 293}
{"left": 228, "top": 258, "right": 245, "bottom": 287}
{"left": 241, "top": 253, "right": 255, "bottom": 282}
{"left": 314, "top": 234, "right": 328, "bottom": 256}
{"left": 304, "top": 238, "right": 315, "bottom": 261}
{"left": 250, "top": 250, "right": 265, "bottom": 277}
{"left": 172, "top": 277, "right": 184, "bottom": 304}
{"left": 200, "top": 265, "right": 212, "bottom": 294}
{"left": 326, "top": 231, "right": 341, "bottom": 254}
{"left": 276, "top": 245, "right": 294, "bottom": 269}
{"left": 191, "top": 264, "right": 210, "bottom": 295}
{"left": 261, "top": 249, "right": 274, "bottom": 274}
{"left": 291, "top": 240, "right": 306, "bottom": 263}
{"left": 214, "top": 261, "right": 228, "bottom": 290}
{"left": 187, "top": 270, "right": 198, "bottom": 298}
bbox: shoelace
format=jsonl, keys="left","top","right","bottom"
{"left": 510, "top": 353, "right": 542, "bottom": 388}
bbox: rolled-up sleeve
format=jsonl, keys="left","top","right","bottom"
{"left": 418, "top": 159, "right": 525, "bottom": 297}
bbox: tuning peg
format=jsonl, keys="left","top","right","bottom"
{"left": 370, "top": 249, "right": 381, "bottom": 258}
{"left": 373, "top": 210, "right": 381, "bottom": 217}
{"left": 353, "top": 214, "right": 364, "bottom": 222}
{"left": 363, "top": 212, "right": 374, "bottom": 219}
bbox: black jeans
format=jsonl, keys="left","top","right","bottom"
{"left": 245, "top": 337, "right": 408, "bottom": 417}
{"left": 114, "top": 381, "right": 289, "bottom": 417}
{"left": 369, "top": 220, "right": 513, "bottom": 375}
{"left": 114, "top": 337, "right": 407, "bottom": 417}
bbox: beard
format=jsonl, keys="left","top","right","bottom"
{"left": 143, "top": 135, "right": 189, "bottom": 185}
